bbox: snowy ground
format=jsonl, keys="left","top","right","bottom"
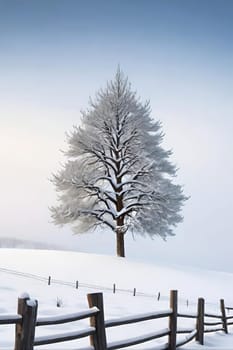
{"left": 0, "top": 248, "right": 233, "bottom": 349}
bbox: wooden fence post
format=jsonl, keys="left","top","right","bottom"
{"left": 15, "top": 295, "right": 38, "bottom": 350}
{"left": 87, "top": 293, "right": 107, "bottom": 350}
{"left": 196, "top": 297, "right": 205, "bottom": 345}
{"left": 220, "top": 299, "right": 228, "bottom": 334}
{"left": 15, "top": 294, "right": 29, "bottom": 350}
{"left": 48, "top": 276, "right": 51, "bottom": 285}
{"left": 168, "top": 290, "right": 177, "bottom": 350}
{"left": 133, "top": 288, "right": 136, "bottom": 296}
{"left": 113, "top": 283, "right": 116, "bottom": 293}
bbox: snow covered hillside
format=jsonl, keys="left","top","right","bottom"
{"left": 0, "top": 249, "right": 233, "bottom": 349}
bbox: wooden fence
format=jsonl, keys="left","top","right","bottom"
{"left": 1, "top": 290, "right": 233, "bottom": 350}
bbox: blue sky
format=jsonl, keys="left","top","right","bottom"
{"left": 1, "top": 0, "right": 233, "bottom": 271}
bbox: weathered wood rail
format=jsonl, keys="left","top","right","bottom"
{"left": 1, "top": 290, "right": 233, "bottom": 350}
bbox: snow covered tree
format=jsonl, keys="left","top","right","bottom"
{"left": 50, "top": 69, "right": 187, "bottom": 257}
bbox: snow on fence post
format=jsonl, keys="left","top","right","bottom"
{"left": 196, "top": 297, "right": 205, "bottom": 345}
{"left": 87, "top": 293, "right": 107, "bottom": 350}
{"left": 168, "top": 290, "right": 177, "bottom": 350}
{"left": 15, "top": 295, "right": 38, "bottom": 350}
{"left": 220, "top": 299, "right": 228, "bottom": 334}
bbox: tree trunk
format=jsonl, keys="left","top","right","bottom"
{"left": 116, "top": 229, "right": 125, "bottom": 257}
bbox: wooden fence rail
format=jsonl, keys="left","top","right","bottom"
{"left": 1, "top": 290, "right": 233, "bottom": 350}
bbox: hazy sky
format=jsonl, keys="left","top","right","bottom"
{"left": 1, "top": 0, "right": 233, "bottom": 271}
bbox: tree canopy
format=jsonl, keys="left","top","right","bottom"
{"left": 50, "top": 69, "right": 187, "bottom": 257}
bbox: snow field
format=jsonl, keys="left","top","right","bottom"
{"left": 0, "top": 249, "right": 233, "bottom": 349}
